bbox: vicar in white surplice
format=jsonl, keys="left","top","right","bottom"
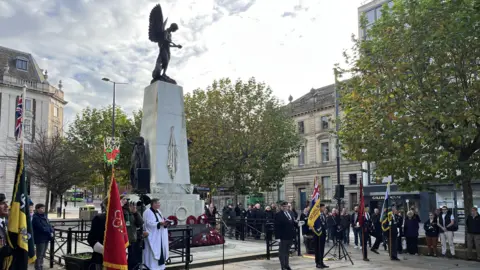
{"left": 143, "top": 198, "right": 170, "bottom": 270}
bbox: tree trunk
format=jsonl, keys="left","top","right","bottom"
{"left": 59, "top": 195, "right": 63, "bottom": 212}
{"left": 462, "top": 178, "right": 473, "bottom": 245}
{"left": 50, "top": 195, "right": 58, "bottom": 213}
{"left": 44, "top": 189, "right": 50, "bottom": 214}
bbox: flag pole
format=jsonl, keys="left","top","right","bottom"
{"left": 21, "top": 84, "right": 27, "bottom": 153}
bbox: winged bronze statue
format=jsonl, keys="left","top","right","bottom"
{"left": 149, "top": 3, "right": 182, "bottom": 85}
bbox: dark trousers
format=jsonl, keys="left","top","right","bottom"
{"left": 372, "top": 231, "right": 383, "bottom": 250}
{"left": 389, "top": 230, "right": 398, "bottom": 259}
{"left": 35, "top": 242, "right": 48, "bottom": 270}
{"left": 406, "top": 236, "right": 418, "bottom": 254}
{"left": 361, "top": 230, "right": 369, "bottom": 259}
{"left": 128, "top": 241, "right": 142, "bottom": 270}
{"left": 353, "top": 228, "right": 362, "bottom": 246}
{"left": 279, "top": 240, "right": 293, "bottom": 269}
{"left": 344, "top": 227, "right": 350, "bottom": 244}
{"left": 314, "top": 233, "right": 326, "bottom": 266}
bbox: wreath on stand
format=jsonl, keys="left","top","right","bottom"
{"left": 197, "top": 214, "right": 208, "bottom": 225}
{"left": 103, "top": 137, "right": 121, "bottom": 165}
{"left": 186, "top": 215, "right": 197, "bottom": 225}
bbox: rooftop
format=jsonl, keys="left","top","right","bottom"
{"left": 287, "top": 84, "right": 335, "bottom": 116}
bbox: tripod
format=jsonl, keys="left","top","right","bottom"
{"left": 324, "top": 231, "right": 354, "bottom": 265}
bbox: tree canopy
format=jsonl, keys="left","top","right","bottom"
{"left": 26, "top": 129, "right": 88, "bottom": 212}
{"left": 66, "top": 106, "right": 142, "bottom": 195}
{"left": 338, "top": 0, "right": 480, "bottom": 216}
{"left": 184, "top": 78, "right": 301, "bottom": 197}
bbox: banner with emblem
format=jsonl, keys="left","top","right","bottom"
{"left": 5, "top": 146, "right": 36, "bottom": 269}
{"left": 103, "top": 175, "right": 129, "bottom": 269}
{"left": 307, "top": 176, "right": 324, "bottom": 236}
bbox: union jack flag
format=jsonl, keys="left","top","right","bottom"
{"left": 311, "top": 176, "right": 320, "bottom": 202}
{"left": 15, "top": 96, "right": 23, "bottom": 141}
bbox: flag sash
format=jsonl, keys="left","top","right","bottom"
{"left": 307, "top": 176, "right": 323, "bottom": 236}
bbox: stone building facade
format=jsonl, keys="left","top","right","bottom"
{"left": 0, "top": 45, "right": 67, "bottom": 205}
{"left": 284, "top": 84, "right": 362, "bottom": 212}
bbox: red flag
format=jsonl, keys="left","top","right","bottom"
{"left": 358, "top": 180, "right": 365, "bottom": 227}
{"left": 103, "top": 177, "right": 129, "bottom": 270}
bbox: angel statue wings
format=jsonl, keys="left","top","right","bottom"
{"left": 149, "top": 3, "right": 182, "bottom": 85}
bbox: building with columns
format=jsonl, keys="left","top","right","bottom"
{"left": 0, "top": 45, "right": 67, "bottom": 205}
{"left": 284, "top": 84, "right": 363, "bottom": 212}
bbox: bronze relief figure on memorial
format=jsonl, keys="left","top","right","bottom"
{"left": 149, "top": 3, "right": 182, "bottom": 85}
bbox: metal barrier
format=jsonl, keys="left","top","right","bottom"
{"left": 44, "top": 223, "right": 193, "bottom": 270}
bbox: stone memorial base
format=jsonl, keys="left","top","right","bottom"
{"left": 140, "top": 80, "right": 204, "bottom": 223}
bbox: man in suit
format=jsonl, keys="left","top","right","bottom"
{"left": 370, "top": 208, "right": 383, "bottom": 253}
{"left": 313, "top": 203, "right": 328, "bottom": 269}
{"left": 275, "top": 201, "right": 295, "bottom": 270}
{"left": 87, "top": 198, "right": 108, "bottom": 270}
{"left": 360, "top": 210, "right": 371, "bottom": 261}
{"left": 389, "top": 207, "right": 400, "bottom": 261}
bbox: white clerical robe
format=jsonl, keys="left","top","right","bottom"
{"left": 143, "top": 208, "right": 169, "bottom": 270}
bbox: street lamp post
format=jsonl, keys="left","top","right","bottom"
{"left": 333, "top": 68, "right": 341, "bottom": 209}
{"left": 102, "top": 78, "right": 128, "bottom": 142}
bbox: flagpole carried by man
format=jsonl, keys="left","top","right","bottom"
{"left": 307, "top": 177, "right": 328, "bottom": 269}
{"left": 4, "top": 84, "right": 37, "bottom": 270}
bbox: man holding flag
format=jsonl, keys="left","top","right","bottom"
{"left": 87, "top": 177, "right": 129, "bottom": 270}
{"left": 358, "top": 181, "right": 370, "bottom": 262}
{"left": 307, "top": 177, "right": 328, "bottom": 269}
{"left": 5, "top": 147, "right": 36, "bottom": 270}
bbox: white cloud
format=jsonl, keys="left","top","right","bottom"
{"left": 0, "top": 0, "right": 363, "bottom": 126}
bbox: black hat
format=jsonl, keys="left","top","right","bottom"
{"left": 280, "top": 201, "right": 288, "bottom": 206}
{"left": 35, "top": 203, "right": 45, "bottom": 210}
{"left": 0, "top": 193, "right": 6, "bottom": 203}
{"left": 320, "top": 203, "right": 325, "bottom": 207}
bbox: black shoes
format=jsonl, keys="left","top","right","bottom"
{"left": 370, "top": 249, "right": 379, "bottom": 254}
{"left": 363, "top": 258, "right": 370, "bottom": 261}
{"left": 316, "top": 264, "right": 329, "bottom": 268}
{"left": 391, "top": 257, "right": 400, "bottom": 261}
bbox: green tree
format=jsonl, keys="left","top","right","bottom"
{"left": 338, "top": 0, "right": 480, "bottom": 229}
{"left": 185, "top": 78, "right": 301, "bottom": 200}
{"left": 66, "top": 106, "right": 141, "bottom": 196}
{"left": 26, "top": 129, "right": 89, "bottom": 213}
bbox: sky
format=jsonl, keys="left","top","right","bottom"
{"left": 0, "top": 0, "right": 365, "bottom": 126}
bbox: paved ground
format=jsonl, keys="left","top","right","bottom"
{"left": 196, "top": 246, "right": 480, "bottom": 270}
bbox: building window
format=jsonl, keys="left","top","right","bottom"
{"left": 25, "top": 99, "right": 32, "bottom": 112}
{"left": 321, "top": 142, "right": 329, "bottom": 162}
{"left": 298, "top": 121, "right": 305, "bottom": 134}
{"left": 321, "top": 116, "right": 329, "bottom": 130}
{"left": 322, "top": 176, "right": 332, "bottom": 200}
{"left": 298, "top": 146, "right": 305, "bottom": 166}
{"left": 53, "top": 106, "right": 59, "bottom": 117}
{"left": 16, "top": 59, "right": 28, "bottom": 71}
{"left": 350, "top": 193, "right": 358, "bottom": 210}
{"left": 54, "top": 125, "right": 59, "bottom": 135}
{"left": 349, "top": 174, "right": 358, "bottom": 185}
{"left": 24, "top": 119, "right": 32, "bottom": 138}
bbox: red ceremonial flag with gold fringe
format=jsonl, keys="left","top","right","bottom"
{"left": 103, "top": 177, "right": 129, "bottom": 270}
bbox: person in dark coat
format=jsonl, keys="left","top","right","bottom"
{"left": 370, "top": 208, "right": 383, "bottom": 253}
{"left": 252, "top": 204, "right": 264, "bottom": 240}
{"left": 235, "top": 203, "right": 247, "bottom": 240}
{"left": 339, "top": 208, "right": 350, "bottom": 244}
{"left": 224, "top": 204, "right": 236, "bottom": 238}
{"left": 313, "top": 203, "right": 328, "bottom": 269}
{"left": 300, "top": 207, "right": 311, "bottom": 236}
{"left": 404, "top": 211, "right": 420, "bottom": 255}
{"left": 265, "top": 206, "right": 275, "bottom": 221}
{"left": 389, "top": 207, "right": 400, "bottom": 261}
{"left": 275, "top": 201, "right": 295, "bottom": 270}
{"left": 32, "top": 203, "right": 54, "bottom": 270}
{"left": 87, "top": 198, "right": 108, "bottom": 270}
{"left": 396, "top": 211, "right": 404, "bottom": 254}
{"left": 205, "top": 203, "right": 217, "bottom": 227}
{"left": 424, "top": 212, "right": 439, "bottom": 256}
{"left": 0, "top": 194, "right": 12, "bottom": 269}
{"left": 466, "top": 206, "right": 480, "bottom": 261}
{"left": 121, "top": 196, "right": 144, "bottom": 270}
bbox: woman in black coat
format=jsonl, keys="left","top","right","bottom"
{"left": 423, "top": 212, "right": 440, "bottom": 256}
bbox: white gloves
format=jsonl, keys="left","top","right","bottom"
{"left": 93, "top": 242, "right": 104, "bottom": 255}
